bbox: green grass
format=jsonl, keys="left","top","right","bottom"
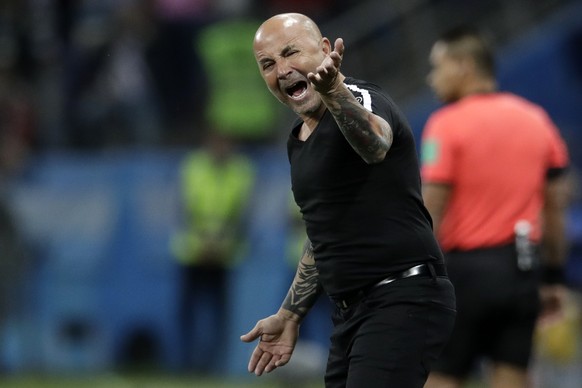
{"left": 0, "top": 374, "right": 324, "bottom": 388}
{"left": 0, "top": 373, "right": 489, "bottom": 388}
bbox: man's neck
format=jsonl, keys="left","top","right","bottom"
{"left": 461, "top": 78, "right": 497, "bottom": 98}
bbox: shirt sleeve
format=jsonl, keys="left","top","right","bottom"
{"left": 345, "top": 83, "right": 374, "bottom": 113}
{"left": 345, "top": 80, "right": 391, "bottom": 123}
{"left": 420, "top": 112, "right": 457, "bottom": 184}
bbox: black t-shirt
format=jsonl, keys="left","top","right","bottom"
{"left": 287, "top": 77, "right": 443, "bottom": 297}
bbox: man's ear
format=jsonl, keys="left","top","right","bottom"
{"left": 321, "top": 37, "right": 332, "bottom": 54}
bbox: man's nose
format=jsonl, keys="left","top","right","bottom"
{"left": 277, "top": 59, "right": 292, "bottom": 79}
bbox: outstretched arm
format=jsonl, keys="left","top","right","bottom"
{"left": 309, "top": 38, "right": 393, "bottom": 164}
{"left": 241, "top": 239, "right": 322, "bottom": 376}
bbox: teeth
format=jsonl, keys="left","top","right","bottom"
{"left": 283, "top": 80, "right": 307, "bottom": 100}
{"left": 291, "top": 88, "right": 307, "bottom": 100}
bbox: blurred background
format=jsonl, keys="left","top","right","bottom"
{"left": 0, "top": 0, "right": 581, "bottom": 387}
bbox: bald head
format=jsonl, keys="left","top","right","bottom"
{"left": 252, "top": 13, "right": 332, "bottom": 118}
{"left": 254, "top": 13, "right": 322, "bottom": 51}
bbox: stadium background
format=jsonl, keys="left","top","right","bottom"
{"left": 0, "top": 0, "right": 581, "bottom": 387}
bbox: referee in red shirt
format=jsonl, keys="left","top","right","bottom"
{"left": 421, "top": 26, "right": 572, "bottom": 388}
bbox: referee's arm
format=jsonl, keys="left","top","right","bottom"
{"left": 422, "top": 182, "right": 452, "bottom": 235}
{"left": 539, "top": 168, "right": 573, "bottom": 320}
{"left": 541, "top": 168, "right": 573, "bottom": 273}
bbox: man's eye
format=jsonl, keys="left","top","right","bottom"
{"left": 263, "top": 62, "right": 274, "bottom": 70}
{"left": 286, "top": 50, "right": 298, "bottom": 57}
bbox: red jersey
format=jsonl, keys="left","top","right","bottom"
{"left": 421, "top": 92, "right": 569, "bottom": 251}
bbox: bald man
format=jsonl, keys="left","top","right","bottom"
{"left": 241, "top": 14, "right": 456, "bottom": 387}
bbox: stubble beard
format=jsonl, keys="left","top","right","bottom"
{"left": 290, "top": 92, "right": 323, "bottom": 118}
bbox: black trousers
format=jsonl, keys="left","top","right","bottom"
{"left": 432, "top": 244, "right": 541, "bottom": 378}
{"left": 325, "top": 276, "right": 456, "bottom": 388}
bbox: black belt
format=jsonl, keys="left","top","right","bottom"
{"left": 330, "top": 262, "right": 447, "bottom": 309}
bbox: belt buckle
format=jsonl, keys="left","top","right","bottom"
{"left": 404, "top": 264, "right": 424, "bottom": 277}
{"left": 375, "top": 264, "right": 426, "bottom": 287}
{"left": 375, "top": 275, "right": 397, "bottom": 288}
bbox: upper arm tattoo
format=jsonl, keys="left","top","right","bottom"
{"left": 282, "top": 239, "right": 322, "bottom": 319}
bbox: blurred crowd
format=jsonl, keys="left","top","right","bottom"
{"left": 0, "top": 0, "right": 355, "bottom": 154}
{"left": 1, "top": 0, "right": 577, "bottom": 154}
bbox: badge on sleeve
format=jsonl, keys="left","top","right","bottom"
{"left": 421, "top": 139, "right": 440, "bottom": 165}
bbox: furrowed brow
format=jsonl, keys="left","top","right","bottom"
{"left": 258, "top": 57, "right": 272, "bottom": 66}
{"left": 281, "top": 45, "right": 297, "bottom": 56}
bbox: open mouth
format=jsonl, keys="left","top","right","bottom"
{"left": 285, "top": 81, "right": 308, "bottom": 100}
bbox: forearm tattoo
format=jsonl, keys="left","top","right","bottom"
{"left": 325, "top": 89, "right": 392, "bottom": 163}
{"left": 282, "top": 240, "right": 321, "bottom": 319}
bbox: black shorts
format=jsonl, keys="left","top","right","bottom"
{"left": 432, "top": 244, "right": 541, "bottom": 378}
{"left": 325, "top": 275, "right": 456, "bottom": 388}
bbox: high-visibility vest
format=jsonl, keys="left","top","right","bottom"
{"left": 171, "top": 150, "right": 255, "bottom": 266}
{"left": 197, "top": 20, "right": 280, "bottom": 139}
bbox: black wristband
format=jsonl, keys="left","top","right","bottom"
{"left": 542, "top": 266, "right": 566, "bottom": 285}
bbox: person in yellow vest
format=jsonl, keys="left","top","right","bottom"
{"left": 196, "top": 18, "right": 282, "bottom": 142}
{"left": 171, "top": 130, "right": 256, "bottom": 373}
